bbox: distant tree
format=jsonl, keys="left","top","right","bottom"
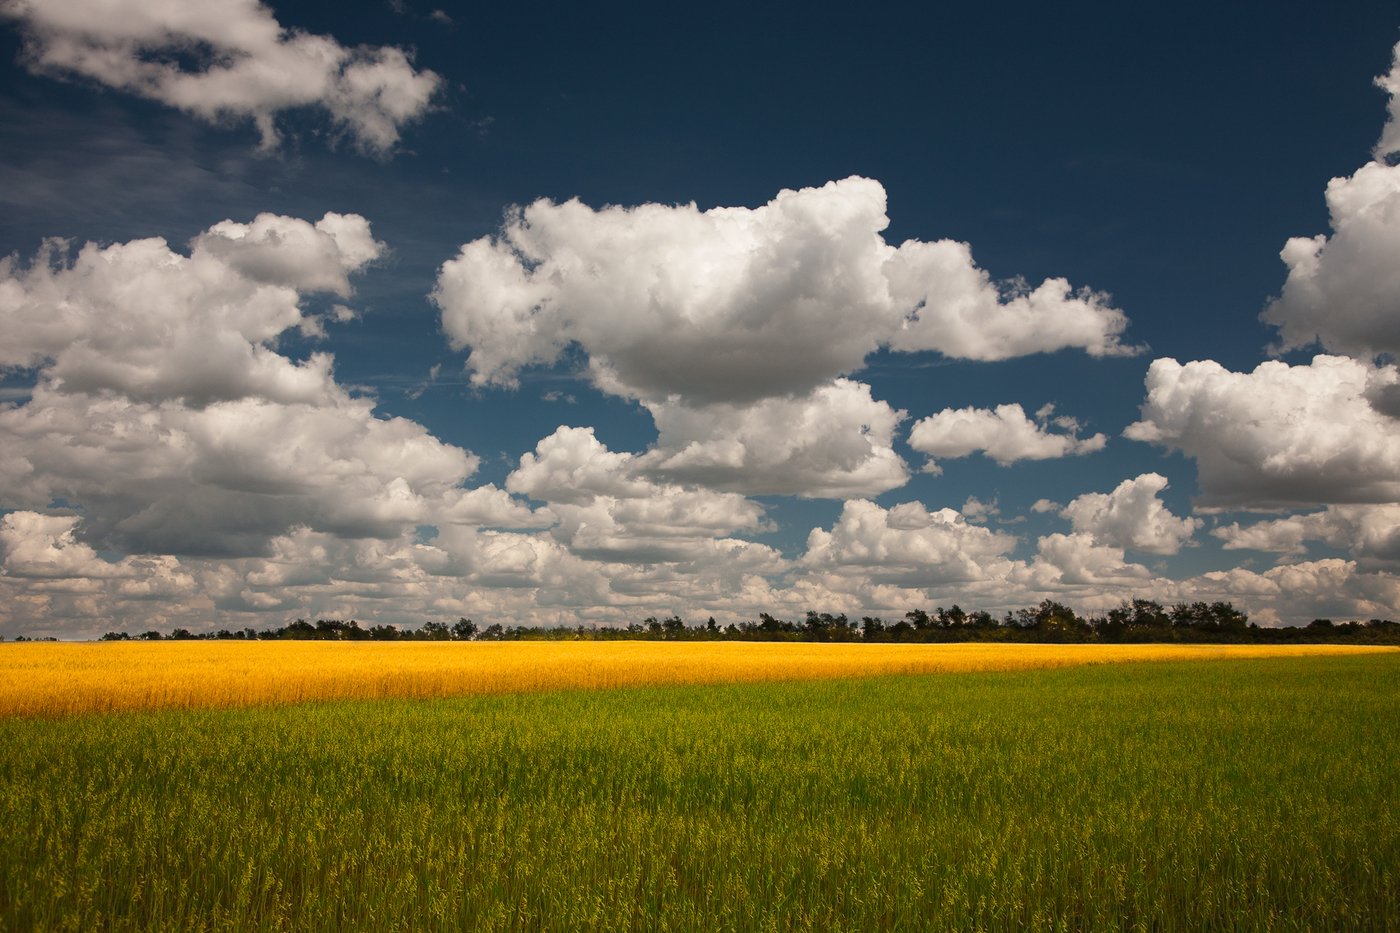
{"left": 1022, "top": 600, "right": 1087, "bottom": 640}
{"left": 936, "top": 605, "right": 967, "bottom": 628}
{"left": 419, "top": 620, "right": 451, "bottom": 641}
{"left": 1208, "top": 602, "right": 1249, "bottom": 633}
{"left": 967, "top": 610, "right": 997, "bottom": 630}
{"left": 281, "top": 619, "right": 316, "bottom": 639}
{"left": 452, "top": 618, "right": 478, "bottom": 640}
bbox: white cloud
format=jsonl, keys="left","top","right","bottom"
{"left": 907, "top": 402, "right": 1106, "bottom": 473}
{"left": 638, "top": 379, "right": 909, "bottom": 498}
{"left": 884, "top": 241, "right": 1134, "bottom": 360}
{"left": 960, "top": 496, "right": 999, "bottom": 524}
{"left": 1177, "top": 559, "right": 1400, "bottom": 626}
{"left": 0, "top": 511, "right": 199, "bottom": 617}
{"left": 1262, "top": 161, "right": 1400, "bottom": 360}
{"left": 437, "top": 485, "right": 556, "bottom": 529}
{"left": 1214, "top": 504, "right": 1400, "bottom": 568}
{"left": 1375, "top": 39, "right": 1400, "bottom": 160}
{"left": 1262, "top": 46, "right": 1400, "bottom": 360}
{"left": 1125, "top": 355, "right": 1400, "bottom": 508}
{"left": 0, "top": 382, "right": 482, "bottom": 555}
{"left": 507, "top": 425, "right": 778, "bottom": 565}
{"left": 1, "top": 0, "right": 440, "bottom": 155}
{"left": 433, "top": 177, "right": 1136, "bottom": 404}
{"left": 1030, "top": 532, "right": 1151, "bottom": 587}
{"left": 1, "top": 511, "right": 122, "bottom": 579}
{"left": 507, "top": 425, "right": 655, "bottom": 505}
{"left": 0, "top": 214, "right": 554, "bottom": 560}
{"left": 1060, "top": 473, "right": 1200, "bottom": 555}
{"left": 800, "top": 499, "right": 1018, "bottom": 587}
{"left": 0, "top": 212, "right": 380, "bottom": 406}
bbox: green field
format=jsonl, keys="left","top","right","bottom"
{"left": 2, "top": 655, "right": 1397, "bottom": 931}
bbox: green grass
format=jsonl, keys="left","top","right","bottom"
{"left": 2, "top": 655, "right": 1397, "bottom": 931}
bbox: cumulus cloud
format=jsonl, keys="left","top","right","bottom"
{"left": 507, "top": 426, "right": 779, "bottom": 565}
{"left": 1262, "top": 161, "right": 1400, "bottom": 360}
{"left": 638, "top": 379, "right": 909, "bottom": 498}
{"left": 433, "top": 177, "right": 1136, "bottom": 404}
{"left": 1030, "top": 532, "right": 1151, "bottom": 587}
{"left": 883, "top": 242, "right": 1133, "bottom": 360}
{"left": 1125, "top": 355, "right": 1400, "bottom": 508}
{"left": 1262, "top": 45, "right": 1400, "bottom": 360}
{"left": 1059, "top": 473, "right": 1200, "bottom": 555}
{"left": 0, "top": 382, "right": 483, "bottom": 555}
{"left": 1, "top": 511, "right": 199, "bottom": 615}
{"left": 0, "top": 0, "right": 440, "bottom": 154}
{"left": 907, "top": 402, "right": 1106, "bottom": 473}
{"left": 1214, "top": 504, "right": 1400, "bottom": 569}
{"left": 0, "top": 214, "right": 552, "bottom": 559}
{"left": 2, "top": 511, "right": 124, "bottom": 579}
{"left": 507, "top": 425, "right": 654, "bottom": 505}
{"left": 960, "top": 496, "right": 1000, "bottom": 524}
{"left": 800, "top": 499, "right": 1018, "bottom": 588}
{"left": 1375, "top": 39, "right": 1400, "bottom": 161}
{"left": 0, "top": 212, "right": 381, "bottom": 406}
{"left": 1176, "top": 558, "right": 1400, "bottom": 627}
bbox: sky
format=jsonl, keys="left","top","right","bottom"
{"left": 2, "top": 1, "right": 1400, "bottom": 637}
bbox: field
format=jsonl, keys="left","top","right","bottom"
{"left": 1, "top": 647, "right": 1397, "bottom": 930}
{"left": 0, "top": 640, "right": 1388, "bottom": 717}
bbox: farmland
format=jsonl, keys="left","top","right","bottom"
{"left": 0, "top": 640, "right": 1388, "bottom": 718}
{"left": 2, "top": 647, "right": 1397, "bottom": 930}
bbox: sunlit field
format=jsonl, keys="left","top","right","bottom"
{"left": 2, "top": 655, "right": 1397, "bottom": 930}
{"left": 0, "top": 640, "right": 1391, "bottom": 717}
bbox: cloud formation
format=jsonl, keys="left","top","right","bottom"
{"left": 1030, "top": 533, "right": 1151, "bottom": 587}
{"left": 433, "top": 177, "right": 1136, "bottom": 404}
{"left": 1375, "top": 40, "right": 1400, "bottom": 160}
{"left": 0, "top": 381, "right": 483, "bottom": 556}
{"left": 1262, "top": 45, "right": 1400, "bottom": 360}
{"left": 907, "top": 402, "right": 1105, "bottom": 473}
{"left": 1214, "top": 504, "right": 1400, "bottom": 569}
{"left": 1125, "top": 355, "right": 1400, "bottom": 508}
{"left": 0, "top": 215, "right": 551, "bottom": 559}
{"left": 639, "top": 379, "right": 909, "bottom": 498}
{"left": 1060, "top": 473, "right": 1200, "bottom": 555}
{"left": 800, "top": 499, "right": 1018, "bottom": 588}
{"left": 0, "top": 212, "right": 380, "bottom": 406}
{"left": 1262, "top": 161, "right": 1400, "bottom": 360}
{"left": 507, "top": 426, "right": 780, "bottom": 566}
{"left": 1, "top": 0, "right": 440, "bottom": 154}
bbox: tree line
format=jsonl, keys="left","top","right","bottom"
{"left": 87, "top": 599, "right": 1400, "bottom": 645}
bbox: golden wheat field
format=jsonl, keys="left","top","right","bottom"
{"left": 0, "top": 639, "right": 1392, "bottom": 718}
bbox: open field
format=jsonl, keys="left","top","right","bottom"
{"left": 2, "top": 654, "right": 1398, "bottom": 930}
{"left": 0, "top": 640, "right": 1392, "bottom": 717}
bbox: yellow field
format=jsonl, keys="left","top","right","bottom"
{"left": 1, "top": 639, "right": 1392, "bottom": 718}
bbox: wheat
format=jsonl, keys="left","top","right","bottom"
{"left": 0, "top": 640, "right": 1391, "bottom": 717}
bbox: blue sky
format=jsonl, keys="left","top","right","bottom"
{"left": 2, "top": 0, "right": 1399, "bottom": 636}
